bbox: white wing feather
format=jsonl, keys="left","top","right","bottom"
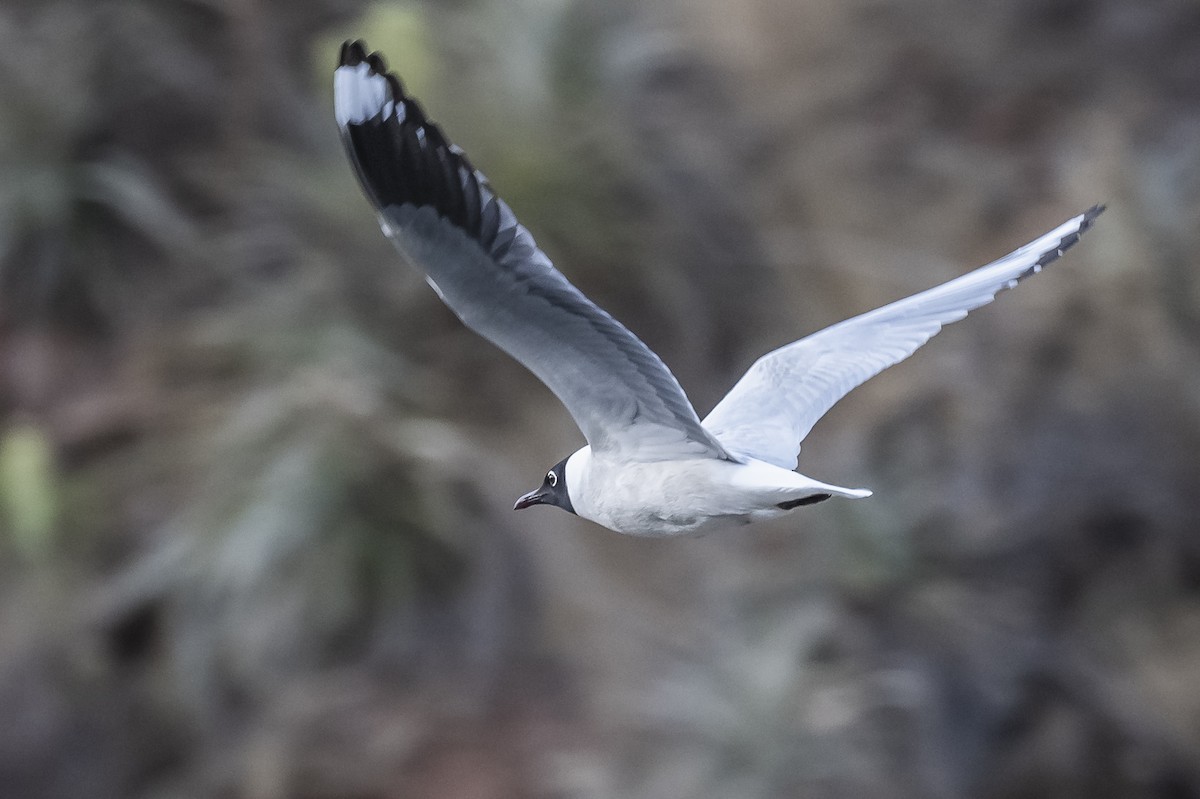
{"left": 335, "top": 41, "right": 731, "bottom": 463}
{"left": 702, "top": 207, "right": 1104, "bottom": 468}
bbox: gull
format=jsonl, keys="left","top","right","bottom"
{"left": 334, "top": 40, "right": 1104, "bottom": 537}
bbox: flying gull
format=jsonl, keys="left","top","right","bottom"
{"left": 334, "top": 40, "right": 1104, "bottom": 536}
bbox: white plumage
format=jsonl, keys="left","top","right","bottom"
{"left": 702, "top": 211, "right": 1100, "bottom": 470}
{"left": 334, "top": 40, "right": 1104, "bottom": 536}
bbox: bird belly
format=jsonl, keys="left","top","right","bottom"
{"left": 578, "top": 458, "right": 820, "bottom": 537}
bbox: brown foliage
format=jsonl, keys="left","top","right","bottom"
{"left": 1, "top": 0, "right": 1199, "bottom": 797}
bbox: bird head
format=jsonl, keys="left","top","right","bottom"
{"left": 514, "top": 456, "right": 575, "bottom": 514}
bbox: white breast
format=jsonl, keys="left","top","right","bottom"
{"left": 564, "top": 446, "right": 869, "bottom": 536}
{"left": 566, "top": 449, "right": 767, "bottom": 536}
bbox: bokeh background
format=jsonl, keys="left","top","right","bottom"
{"left": 1, "top": 0, "right": 1199, "bottom": 797}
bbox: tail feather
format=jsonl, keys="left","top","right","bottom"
{"left": 791, "top": 473, "right": 872, "bottom": 502}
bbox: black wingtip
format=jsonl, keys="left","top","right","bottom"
{"left": 336, "top": 40, "right": 422, "bottom": 126}
{"left": 340, "top": 39, "right": 367, "bottom": 67}
{"left": 336, "top": 39, "right": 504, "bottom": 250}
{"left": 1080, "top": 203, "right": 1106, "bottom": 232}
{"left": 1030, "top": 203, "right": 1107, "bottom": 271}
{"left": 338, "top": 40, "right": 394, "bottom": 86}
{"left": 366, "top": 51, "right": 388, "bottom": 74}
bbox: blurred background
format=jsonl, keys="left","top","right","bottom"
{"left": 0, "top": 0, "right": 1198, "bottom": 797}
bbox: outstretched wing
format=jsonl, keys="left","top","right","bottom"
{"left": 702, "top": 206, "right": 1104, "bottom": 468}
{"left": 335, "top": 41, "right": 729, "bottom": 462}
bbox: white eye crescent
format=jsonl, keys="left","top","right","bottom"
{"left": 546, "top": 470, "right": 558, "bottom": 487}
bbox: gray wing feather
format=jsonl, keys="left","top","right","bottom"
{"left": 703, "top": 206, "right": 1104, "bottom": 468}
{"left": 335, "top": 41, "right": 729, "bottom": 462}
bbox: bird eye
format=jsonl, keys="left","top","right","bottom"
{"left": 546, "top": 470, "right": 557, "bottom": 487}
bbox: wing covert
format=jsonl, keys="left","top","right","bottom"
{"left": 335, "top": 41, "right": 729, "bottom": 462}
{"left": 703, "top": 206, "right": 1104, "bottom": 468}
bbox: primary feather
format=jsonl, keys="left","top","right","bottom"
{"left": 702, "top": 206, "right": 1104, "bottom": 469}
{"left": 335, "top": 40, "right": 730, "bottom": 463}
{"left": 335, "top": 39, "right": 1105, "bottom": 536}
